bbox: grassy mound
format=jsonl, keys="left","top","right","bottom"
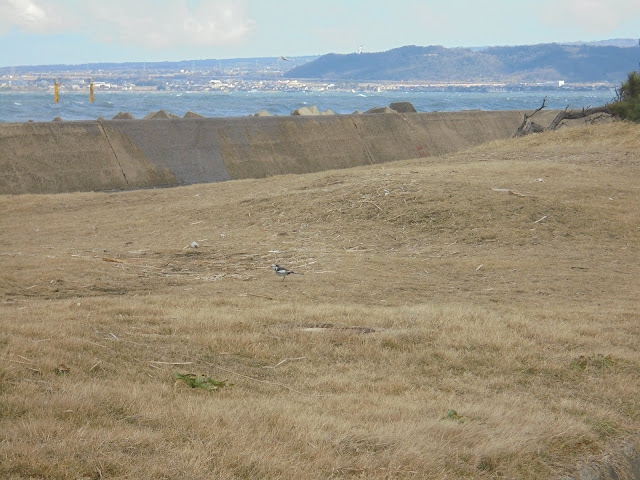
{"left": 1, "top": 122, "right": 639, "bottom": 479}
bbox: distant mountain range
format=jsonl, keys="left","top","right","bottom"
{"left": 0, "top": 56, "right": 319, "bottom": 75}
{"left": 562, "top": 38, "right": 639, "bottom": 48}
{"left": 284, "top": 42, "right": 640, "bottom": 83}
{"left": 3, "top": 39, "right": 638, "bottom": 85}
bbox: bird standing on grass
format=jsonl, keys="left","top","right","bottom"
{"left": 271, "top": 264, "right": 303, "bottom": 281}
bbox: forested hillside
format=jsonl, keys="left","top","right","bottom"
{"left": 285, "top": 43, "right": 640, "bottom": 83}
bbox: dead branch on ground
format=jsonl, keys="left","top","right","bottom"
{"left": 514, "top": 97, "right": 547, "bottom": 136}
{"left": 514, "top": 98, "right": 613, "bottom": 137}
{"left": 547, "top": 105, "right": 612, "bottom": 130}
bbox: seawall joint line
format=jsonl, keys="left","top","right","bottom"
{"left": 97, "top": 120, "right": 129, "bottom": 187}
{"left": 351, "top": 117, "right": 375, "bottom": 165}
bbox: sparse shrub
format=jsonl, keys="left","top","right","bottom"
{"left": 609, "top": 71, "right": 640, "bottom": 121}
{"left": 589, "top": 418, "right": 619, "bottom": 438}
{"left": 570, "top": 354, "right": 615, "bottom": 371}
{"left": 173, "top": 372, "right": 231, "bottom": 391}
{"left": 477, "top": 456, "right": 497, "bottom": 472}
{"left": 443, "top": 409, "right": 463, "bottom": 421}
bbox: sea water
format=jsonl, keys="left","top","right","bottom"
{"left": 0, "top": 89, "right": 617, "bottom": 123}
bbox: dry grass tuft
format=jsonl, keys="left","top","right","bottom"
{"left": 1, "top": 122, "right": 639, "bottom": 479}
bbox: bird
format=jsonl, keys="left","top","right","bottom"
{"left": 271, "top": 264, "right": 303, "bottom": 281}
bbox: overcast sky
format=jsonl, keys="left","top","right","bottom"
{"left": 1, "top": 0, "right": 639, "bottom": 67}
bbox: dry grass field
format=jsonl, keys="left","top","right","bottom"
{"left": 1, "top": 122, "right": 639, "bottom": 479}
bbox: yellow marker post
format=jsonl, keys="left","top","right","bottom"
{"left": 90, "top": 81, "right": 94, "bottom": 103}
{"left": 54, "top": 81, "right": 59, "bottom": 103}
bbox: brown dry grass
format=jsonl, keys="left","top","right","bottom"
{"left": 1, "top": 122, "right": 639, "bottom": 479}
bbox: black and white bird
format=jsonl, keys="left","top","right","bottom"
{"left": 271, "top": 264, "right": 303, "bottom": 281}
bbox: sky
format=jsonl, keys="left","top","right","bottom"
{"left": 1, "top": 0, "right": 639, "bottom": 67}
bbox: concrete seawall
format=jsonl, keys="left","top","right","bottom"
{"left": 0, "top": 110, "right": 556, "bottom": 195}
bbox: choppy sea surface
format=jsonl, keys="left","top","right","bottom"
{"left": 0, "top": 89, "right": 617, "bottom": 123}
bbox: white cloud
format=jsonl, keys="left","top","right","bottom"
{"left": 0, "top": 0, "right": 76, "bottom": 33}
{"left": 85, "top": 0, "right": 256, "bottom": 49}
{"left": 536, "top": 0, "right": 640, "bottom": 34}
{"left": 9, "top": 0, "right": 47, "bottom": 26}
{"left": 0, "top": 0, "right": 256, "bottom": 48}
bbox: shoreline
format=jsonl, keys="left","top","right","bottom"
{"left": 0, "top": 81, "right": 617, "bottom": 95}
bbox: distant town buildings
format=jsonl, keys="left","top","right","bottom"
{"left": 0, "top": 62, "right": 614, "bottom": 94}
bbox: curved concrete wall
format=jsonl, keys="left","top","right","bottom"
{"left": 0, "top": 110, "right": 557, "bottom": 195}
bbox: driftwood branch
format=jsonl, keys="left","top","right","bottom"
{"left": 515, "top": 98, "right": 613, "bottom": 137}
{"left": 547, "top": 105, "right": 612, "bottom": 130}
{"left": 514, "top": 97, "right": 547, "bottom": 136}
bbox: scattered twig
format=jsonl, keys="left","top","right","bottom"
{"left": 264, "top": 357, "right": 306, "bottom": 369}
{"left": 534, "top": 215, "right": 548, "bottom": 224}
{"left": 508, "top": 190, "right": 527, "bottom": 197}
{"left": 22, "top": 378, "right": 48, "bottom": 385}
{"left": 148, "top": 361, "right": 194, "bottom": 365}
{"left": 89, "top": 361, "right": 103, "bottom": 372}
{"left": 198, "top": 359, "right": 329, "bottom": 397}
{"left": 359, "top": 200, "right": 382, "bottom": 211}
{"left": 492, "top": 188, "right": 527, "bottom": 197}
{"left": 102, "top": 257, "right": 125, "bottom": 263}
{"left": 239, "top": 293, "right": 275, "bottom": 300}
{"left": 385, "top": 212, "right": 406, "bottom": 222}
{"left": 117, "top": 414, "right": 144, "bottom": 423}
{"left": 8, "top": 359, "right": 33, "bottom": 365}
{"left": 83, "top": 340, "right": 108, "bottom": 349}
